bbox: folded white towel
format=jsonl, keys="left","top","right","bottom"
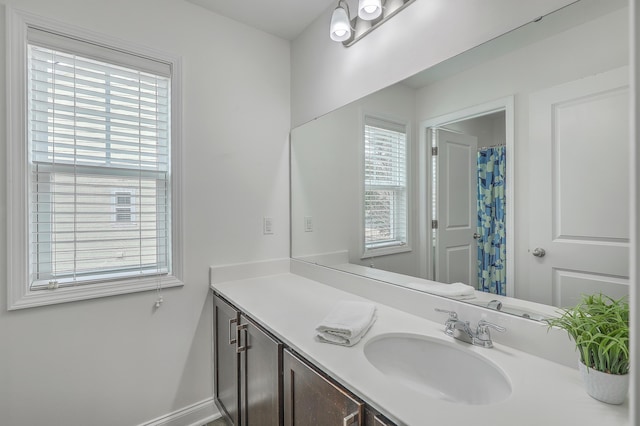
{"left": 316, "top": 317, "right": 375, "bottom": 346}
{"left": 404, "top": 281, "right": 476, "bottom": 299}
{"left": 315, "top": 301, "right": 377, "bottom": 347}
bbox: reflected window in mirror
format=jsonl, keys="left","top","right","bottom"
{"left": 363, "top": 116, "right": 409, "bottom": 258}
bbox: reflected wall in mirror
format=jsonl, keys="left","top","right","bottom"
{"left": 291, "top": 0, "right": 630, "bottom": 320}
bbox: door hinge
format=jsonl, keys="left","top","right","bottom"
{"left": 431, "top": 146, "right": 438, "bottom": 156}
{"left": 432, "top": 220, "right": 438, "bottom": 229}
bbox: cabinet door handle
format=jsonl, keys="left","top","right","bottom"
{"left": 343, "top": 412, "right": 358, "bottom": 426}
{"left": 228, "top": 318, "right": 238, "bottom": 345}
{"left": 236, "top": 323, "right": 248, "bottom": 353}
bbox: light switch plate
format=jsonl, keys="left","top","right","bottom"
{"left": 263, "top": 217, "right": 274, "bottom": 235}
{"left": 304, "top": 216, "right": 313, "bottom": 232}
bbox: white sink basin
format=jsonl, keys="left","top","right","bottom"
{"left": 364, "top": 333, "right": 512, "bottom": 405}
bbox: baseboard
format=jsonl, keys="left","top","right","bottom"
{"left": 138, "top": 397, "right": 221, "bottom": 426}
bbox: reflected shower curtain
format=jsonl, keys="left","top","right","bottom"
{"left": 477, "top": 146, "right": 506, "bottom": 295}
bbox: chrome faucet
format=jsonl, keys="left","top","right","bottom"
{"left": 487, "top": 299, "right": 503, "bottom": 311}
{"left": 435, "top": 308, "right": 506, "bottom": 348}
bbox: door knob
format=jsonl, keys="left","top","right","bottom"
{"left": 473, "top": 233, "right": 481, "bottom": 240}
{"left": 532, "top": 247, "right": 546, "bottom": 257}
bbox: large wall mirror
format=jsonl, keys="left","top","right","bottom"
{"left": 291, "top": 0, "right": 630, "bottom": 321}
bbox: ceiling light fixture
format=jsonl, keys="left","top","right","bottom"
{"left": 358, "top": 0, "right": 382, "bottom": 20}
{"left": 330, "top": 0, "right": 352, "bottom": 42}
{"left": 330, "top": 0, "right": 416, "bottom": 47}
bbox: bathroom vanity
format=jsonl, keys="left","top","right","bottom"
{"left": 214, "top": 292, "right": 394, "bottom": 426}
{"left": 210, "top": 259, "right": 628, "bottom": 426}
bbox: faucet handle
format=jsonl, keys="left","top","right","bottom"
{"left": 434, "top": 308, "right": 458, "bottom": 320}
{"left": 477, "top": 319, "right": 506, "bottom": 333}
{"left": 474, "top": 320, "right": 506, "bottom": 348}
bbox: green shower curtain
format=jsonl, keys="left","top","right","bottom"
{"left": 477, "top": 146, "right": 506, "bottom": 295}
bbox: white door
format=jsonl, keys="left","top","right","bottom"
{"left": 528, "top": 67, "right": 629, "bottom": 307}
{"left": 434, "top": 129, "right": 478, "bottom": 287}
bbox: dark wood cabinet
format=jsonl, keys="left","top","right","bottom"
{"left": 214, "top": 295, "right": 240, "bottom": 425}
{"left": 283, "top": 349, "right": 364, "bottom": 426}
{"left": 364, "top": 406, "right": 395, "bottom": 426}
{"left": 239, "top": 314, "right": 283, "bottom": 426}
{"left": 214, "top": 294, "right": 282, "bottom": 426}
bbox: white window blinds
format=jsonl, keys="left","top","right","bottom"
{"left": 27, "top": 32, "right": 172, "bottom": 289}
{"left": 364, "top": 116, "right": 408, "bottom": 251}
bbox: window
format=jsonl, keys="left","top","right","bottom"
{"left": 7, "top": 11, "right": 183, "bottom": 309}
{"left": 363, "top": 115, "right": 409, "bottom": 257}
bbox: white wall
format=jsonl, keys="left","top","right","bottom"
{"left": 291, "top": 0, "right": 576, "bottom": 127}
{"left": 415, "top": 6, "right": 628, "bottom": 300}
{"left": 0, "top": 1, "right": 290, "bottom": 425}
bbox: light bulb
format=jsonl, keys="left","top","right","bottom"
{"left": 330, "top": 5, "right": 351, "bottom": 42}
{"left": 358, "top": 0, "right": 382, "bottom": 20}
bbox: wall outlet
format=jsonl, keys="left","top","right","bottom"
{"left": 263, "top": 217, "right": 274, "bottom": 235}
{"left": 304, "top": 216, "right": 313, "bottom": 232}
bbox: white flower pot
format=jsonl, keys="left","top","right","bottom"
{"left": 578, "top": 361, "right": 629, "bottom": 405}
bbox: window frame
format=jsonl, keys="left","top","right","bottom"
{"left": 6, "top": 8, "right": 184, "bottom": 310}
{"left": 361, "top": 113, "right": 412, "bottom": 259}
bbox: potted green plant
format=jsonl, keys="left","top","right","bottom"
{"left": 546, "top": 293, "right": 629, "bottom": 405}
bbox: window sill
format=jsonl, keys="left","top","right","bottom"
{"left": 7, "top": 274, "right": 184, "bottom": 310}
{"left": 361, "top": 244, "right": 412, "bottom": 259}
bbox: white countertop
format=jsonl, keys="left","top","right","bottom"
{"left": 210, "top": 269, "right": 629, "bottom": 426}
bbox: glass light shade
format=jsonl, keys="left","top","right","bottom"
{"left": 330, "top": 6, "right": 351, "bottom": 42}
{"left": 358, "top": 0, "right": 382, "bottom": 20}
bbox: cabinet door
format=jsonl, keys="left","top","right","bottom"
{"left": 364, "top": 406, "right": 396, "bottom": 426}
{"left": 239, "top": 315, "right": 283, "bottom": 426}
{"left": 283, "top": 349, "right": 363, "bottom": 426}
{"left": 214, "top": 295, "right": 240, "bottom": 425}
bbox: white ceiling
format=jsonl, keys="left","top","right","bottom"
{"left": 186, "top": 0, "right": 337, "bottom": 40}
